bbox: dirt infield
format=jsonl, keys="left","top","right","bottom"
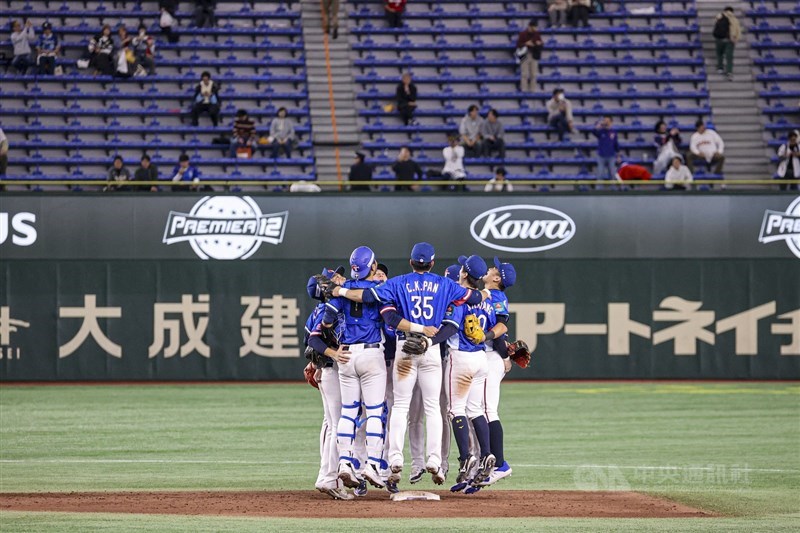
{"left": 0, "top": 490, "right": 715, "bottom": 518}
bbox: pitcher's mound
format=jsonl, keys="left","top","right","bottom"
{"left": 0, "top": 490, "right": 716, "bottom": 518}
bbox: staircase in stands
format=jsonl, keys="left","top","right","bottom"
{"left": 696, "top": 0, "right": 773, "bottom": 182}
{"left": 300, "top": 0, "right": 360, "bottom": 187}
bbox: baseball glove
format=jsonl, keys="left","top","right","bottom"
{"left": 507, "top": 340, "right": 531, "bottom": 369}
{"left": 312, "top": 274, "right": 337, "bottom": 302}
{"left": 402, "top": 333, "right": 431, "bottom": 356}
{"left": 304, "top": 345, "right": 327, "bottom": 368}
{"left": 303, "top": 362, "right": 319, "bottom": 389}
{"left": 464, "top": 314, "right": 485, "bottom": 344}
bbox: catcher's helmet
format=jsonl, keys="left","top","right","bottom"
{"left": 350, "top": 246, "right": 376, "bottom": 280}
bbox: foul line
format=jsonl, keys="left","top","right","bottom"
{"left": 0, "top": 459, "right": 796, "bottom": 473}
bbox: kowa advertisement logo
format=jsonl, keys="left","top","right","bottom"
{"left": 163, "top": 196, "right": 287, "bottom": 260}
{"left": 470, "top": 204, "right": 576, "bottom": 253}
{"left": 759, "top": 196, "right": 800, "bottom": 259}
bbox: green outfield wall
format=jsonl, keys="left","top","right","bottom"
{"left": 1, "top": 193, "right": 799, "bottom": 380}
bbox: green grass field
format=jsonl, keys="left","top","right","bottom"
{"left": 1, "top": 382, "right": 798, "bottom": 532}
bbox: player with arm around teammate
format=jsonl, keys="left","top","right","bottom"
{"left": 319, "top": 243, "right": 492, "bottom": 488}
{"left": 443, "top": 255, "right": 498, "bottom": 492}
{"left": 309, "top": 247, "right": 389, "bottom": 491}
{"left": 303, "top": 267, "right": 352, "bottom": 500}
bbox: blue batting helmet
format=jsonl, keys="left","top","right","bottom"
{"left": 350, "top": 246, "right": 376, "bottom": 280}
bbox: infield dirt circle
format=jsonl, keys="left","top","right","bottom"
{"left": 0, "top": 490, "right": 715, "bottom": 518}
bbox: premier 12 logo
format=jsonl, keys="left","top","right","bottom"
{"left": 163, "top": 196, "right": 287, "bottom": 260}
{"left": 759, "top": 197, "right": 800, "bottom": 259}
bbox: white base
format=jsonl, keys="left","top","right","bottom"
{"left": 390, "top": 490, "right": 441, "bottom": 502}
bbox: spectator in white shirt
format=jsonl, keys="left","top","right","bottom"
{"left": 688, "top": 120, "right": 725, "bottom": 175}
{"left": 484, "top": 167, "right": 514, "bottom": 192}
{"left": 664, "top": 156, "right": 693, "bottom": 190}
{"left": 11, "top": 19, "right": 36, "bottom": 74}
{"left": 442, "top": 134, "right": 466, "bottom": 191}
{"left": 459, "top": 104, "right": 484, "bottom": 157}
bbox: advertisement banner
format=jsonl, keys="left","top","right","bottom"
{"left": 1, "top": 194, "right": 799, "bottom": 380}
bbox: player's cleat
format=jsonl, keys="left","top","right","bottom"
{"left": 362, "top": 463, "right": 386, "bottom": 489}
{"left": 354, "top": 479, "right": 368, "bottom": 497}
{"left": 387, "top": 462, "right": 403, "bottom": 484}
{"left": 450, "top": 479, "right": 471, "bottom": 493}
{"left": 338, "top": 461, "right": 362, "bottom": 489}
{"left": 409, "top": 469, "right": 425, "bottom": 484}
{"left": 477, "top": 461, "right": 513, "bottom": 486}
{"left": 464, "top": 484, "right": 482, "bottom": 495}
{"left": 426, "top": 463, "right": 446, "bottom": 485}
{"left": 455, "top": 455, "right": 478, "bottom": 485}
{"left": 385, "top": 480, "right": 400, "bottom": 494}
{"left": 473, "top": 454, "right": 496, "bottom": 485}
{"left": 316, "top": 486, "right": 355, "bottom": 501}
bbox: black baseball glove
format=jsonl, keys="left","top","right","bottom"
{"left": 402, "top": 333, "right": 431, "bottom": 356}
{"left": 507, "top": 340, "right": 531, "bottom": 368}
{"left": 312, "top": 274, "right": 337, "bottom": 302}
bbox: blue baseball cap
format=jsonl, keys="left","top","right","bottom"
{"left": 458, "top": 254, "right": 488, "bottom": 279}
{"left": 410, "top": 242, "right": 435, "bottom": 263}
{"left": 306, "top": 266, "right": 345, "bottom": 301}
{"left": 350, "top": 246, "right": 376, "bottom": 280}
{"left": 443, "top": 264, "right": 460, "bottom": 282}
{"left": 493, "top": 257, "right": 516, "bottom": 288}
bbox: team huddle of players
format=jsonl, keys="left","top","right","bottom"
{"left": 302, "top": 242, "right": 530, "bottom": 500}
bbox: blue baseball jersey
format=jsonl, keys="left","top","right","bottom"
{"left": 445, "top": 297, "right": 498, "bottom": 353}
{"left": 325, "top": 279, "right": 383, "bottom": 345}
{"left": 485, "top": 289, "right": 509, "bottom": 352}
{"left": 306, "top": 303, "right": 344, "bottom": 345}
{"left": 369, "top": 272, "right": 472, "bottom": 330}
{"left": 37, "top": 33, "right": 58, "bottom": 52}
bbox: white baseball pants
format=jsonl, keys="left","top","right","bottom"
{"left": 337, "top": 345, "right": 387, "bottom": 468}
{"left": 316, "top": 365, "right": 341, "bottom": 488}
{"left": 444, "top": 348, "right": 488, "bottom": 420}
{"left": 387, "top": 340, "right": 443, "bottom": 470}
{"left": 484, "top": 349, "right": 506, "bottom": 422}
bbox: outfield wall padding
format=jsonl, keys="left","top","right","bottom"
{"left": 1, "top": 193, "right": 799, "bottom": 380}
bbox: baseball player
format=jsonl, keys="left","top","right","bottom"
{"left": 303, "top": 267, "right": 352, "bottom": 500}
{"left": 321, "top": 242, "right": 493, "bottom": 488}
{"left": 438, "top": 264, "right": 463, "bottom": 477}
{"left": 310, "top": 246, "right": 388, "bottom": 491}
{"left": 443, "top": 255, "right": 498, "bottom": 492}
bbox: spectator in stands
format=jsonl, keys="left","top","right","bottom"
{"left": 269, "top": 107, "right": 296, "bottom": 159}
{"left": 89, "top": 24, "right": 115, "bottom": 76}
{"left": 396, "top": 72, "right": 418, "bottom": 126}
{"left": 515, "top": 19, "right": 543, "bottom": 93}
{"left": 481, "top": 108, "right": 506, "bottom": 160}
{"left": 442, "top": 133, "right": 467, "bottom": 191}
{"left": 10, "top": 19, "right": 36, "bottom": 74}
{"left": 171, "top": 154, "right": 203, "bottom": 191}
{"left": 688, "top": 120, "right": 725, "bottom": 175}
{"left": 712, "top": 6, "right": 741, "bottom": 81}
{"left": 105, "top": 155, "right": 132, "bottom": 191}
{"left": 191, "top": 71, "right": 221, "bottom": 127}
{"left": 593, "top": 116, "right": 620, "bottom": 181}
{"left": 547, "top": 0, "right": 569, "bottom": 28}
{"left": 546, "top": 88, "right": 576, "bottom": 141}
{"left": 133, "top": 154, "right": 159, "bottom": 192}
{"left": 664, "top": 156, "right": 693, "bottom": 190}
{"left": 653, "top": 120, "right": 683, "bottom": 174}
{"left": 194, "top": 0, "right": 216, "bottom": 29}
{"left": 349, "top": 152, "right": 373, "bottom": 191}
{"left": 484, "top": 167, "right": 514, "bottom": 192}
{"left": 384, "top": 0, "right": 407, "bottom": 28}
{"left": 322, "top": 0, "right": 340, "bottom": 39}
{"left": 133, "top": 24, "right": 156, "bottom": 75}
{"left": 36, "top": 22, "right": 59, "bottom": 75}
{"left": 775, "top": 130, "right": 799, "bottom": 191}
{"left": 114, "top": 27, "right": 138, "bottom": 78}
{"left": 159, "top": 1, "right": 179, "bottom": 43}
{"left": 229, "top": 109, "right": 258, "bottom": 158}
{"left": 0, "top": 127, "right": 8, "bottom": 177}
{"left": 569, "top": 0, "right": 592, "bottom": 28}
{"left": 392, "top": 146, "right": 424, "bottom": 191}
{"left": 460, "top": 105, "right": 484, "bottom": 157}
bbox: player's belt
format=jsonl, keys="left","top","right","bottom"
{"left": 342, "top": 342, "right": 381, "bottom": 350}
